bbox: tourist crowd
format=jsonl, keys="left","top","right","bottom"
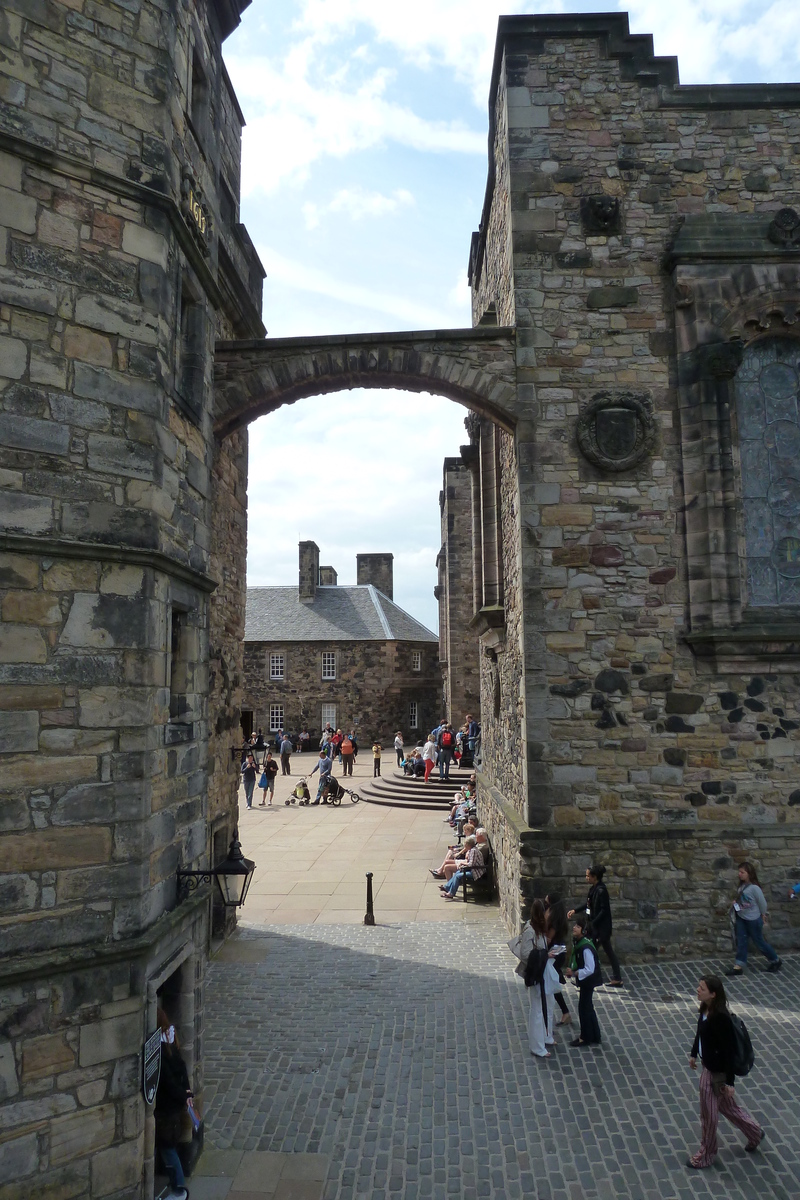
{"left": 508, "top": 859, "right": 785, "bottom": 1171}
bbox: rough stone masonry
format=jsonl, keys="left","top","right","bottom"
{"left": 469, "top": 14, "right": 800, "bottom": 945}
{"left": 0, "top": 0, "right": 262, "bottom": 1195}
{"left": 4, "top": 7, "right": 800, "bottom": 1197}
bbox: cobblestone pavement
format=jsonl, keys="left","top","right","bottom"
{"left": 201, "top": 921, "right": 800, "bottom": 1200}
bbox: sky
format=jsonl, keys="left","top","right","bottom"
{"left": 225, "top": 0, "right": 800, "bottom": 633}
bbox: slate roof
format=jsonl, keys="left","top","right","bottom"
{"left": 244, "top": 585, "right": 438, "bottom": 644}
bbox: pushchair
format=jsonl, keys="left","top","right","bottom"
{"left": 286, "top": 777, "right": 311, "bottom": 805}
{"left": 322, "top": 776, "right": 360, "bottom": 806}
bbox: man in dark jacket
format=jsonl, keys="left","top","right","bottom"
{"left": 155, "top": 1011, "right": 192, "bottom": 1200}
{"left": 568, "top": 864, "right": 623, "bottom": 986}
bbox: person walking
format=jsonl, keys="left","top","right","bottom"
{"left": 394, "top": 731, "right": 404, "bottom": 768}
{"left": 437, "top": 723, "right": 455, "bottom": 781}
{"left": 726, "top": 862, "right": 782, "bottom": 976}
{"left": 280, "top": 733, "right": 293, "bottom": 776}
{"left": 341, "top": 733, "right": 354, "bottom": 776}
{"left": 372, "top": 740, "right": 382, "bottom": 777}
{"left": 422, "top": 734, "right": 437, "bottom": 783}
{"left": 309, "top": 748, "right": 333, "bottom": 803}
{"left": 564, "top": 913, "right": 602, "bottom": 1047}
{"left": 568, "top": 864, "right": 623, "bottom": 987}
{"left": 155, "top": 1008, "right": 192, "bottom": 1200}
{"left": 258, "top": 751, "right": 278, "bottom": 805}
{"left": 241, "top": 753, "right": 257, "bottom": 809}
{"left": 332, "top": 729, "right": 344, "bottom": 764}
{"left": 687, "top": 974, "right": 763, "bottom": 1169}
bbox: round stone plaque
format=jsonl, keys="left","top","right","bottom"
{"left": 576, "top": 391, "right": 655, "bottom": 472}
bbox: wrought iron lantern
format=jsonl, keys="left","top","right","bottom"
{"left": 177, "top": 835, "right": 255, "bottom": 908}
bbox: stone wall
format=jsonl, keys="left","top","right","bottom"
{"left": 207, "top": 428, "right": 248, "bottom": 842}
{"left": 242, "top": 639, "right": 440, "bottom": 747}
{"left": 470, "top": 14, "right": 800, "bottom": 947}
{"left": 436, "top": 457, "right": 480, "bottom": 729}
{"left": 0, "top": 0, "right": 261, "bottom": 1192}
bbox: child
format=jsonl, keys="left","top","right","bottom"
{"left": 372, "top": 740, "right": 382, "bottom": 777}
{"left": 563, "top": 913, "right": 602, "bottom": 1047}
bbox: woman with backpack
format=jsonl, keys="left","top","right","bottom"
{"left": 687, "top": 974, "right": 763, "bottom": 1169}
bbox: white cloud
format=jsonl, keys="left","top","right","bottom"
{"left": 303, "top": 186, "right": 415, "bottom": 230}
{"left": 247, "top": 390, "right": 469, "bottom": 631}
{"left": 295, "top": 0, "right": 544, "bottom": 105}
{"left": 625, "top": 0, "right": 800, "bottom": 83}
{"left": 228, "top": 48, "right": 485, "bottom": 197}
{"left": 447, "top": 271, "right": 471, "bottom": 319}
{"left": 256, "top": 243, "right": 463, "bottom": 329}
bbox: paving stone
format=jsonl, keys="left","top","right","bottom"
{"left": 204, "top": 921, "right": 800, "bottom": 1199}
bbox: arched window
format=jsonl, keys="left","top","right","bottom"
{"left": 734, "top": 337, "right": 800, "bottom": 607}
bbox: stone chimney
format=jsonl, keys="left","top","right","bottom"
{"left": 298, "top": 541, "right": 320, "bottom": 601}
{"left": 319, "top": 565, "right": 338, "bottom": 586}
{"left": 357, "top": 552, "right": 394, "bottom": 600}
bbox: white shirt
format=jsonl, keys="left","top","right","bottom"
{"left": 422, "top": 740, "right": 436, "bottom": 761}
{"left": 577, "top": 946, "right": 596, "bottom": 982}
{"left": 394, "top": 735, "right": 403, "bottom": 750}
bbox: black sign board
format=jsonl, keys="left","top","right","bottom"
{"left": 142, "top": 1030, "right": 161, "bottom": 1105}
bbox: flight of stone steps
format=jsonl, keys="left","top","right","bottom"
{"left": 358, "top": 768, "right": 473, "bottom": 810}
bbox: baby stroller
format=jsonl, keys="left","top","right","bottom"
{"left": 286, "top": 777, "right": 311, "bottom": 805}
{"left": 322, "top": 777, "right": 360, "bottom": 806}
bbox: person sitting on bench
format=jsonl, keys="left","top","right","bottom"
{"left": 440, "top": 836, "right": 485, "bottom": 900}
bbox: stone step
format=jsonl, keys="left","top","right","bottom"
{"left": 358, "top": 770, "right": 472, "bottom": 811}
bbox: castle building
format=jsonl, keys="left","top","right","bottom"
{"left": 4, "top": 11, "right": 800, "bottom": 1193}
{"left": 243, "top": 542, "right": 440, "bottom": 744}
{"left": 0, "top": 0, "right": 261, "bottom": 1193}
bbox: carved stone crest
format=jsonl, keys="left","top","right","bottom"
{"left": 580, "top": 195, "right": 621, "bottom": 236}
{"left": 181, "top": 171, "right": 213, "bottom": 255}
{"left": 577, "top": 392, "right": 655, "bottom": 472}
{"left": 768, "top": 207, "right": 800, "bottom": 248}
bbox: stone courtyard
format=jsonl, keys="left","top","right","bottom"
{"left": 192, "top": 774, "right": 800, "bottom": 1200}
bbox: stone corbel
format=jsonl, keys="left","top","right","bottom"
{"left": 472, "top": 604, "right": 506, "bottom": 653}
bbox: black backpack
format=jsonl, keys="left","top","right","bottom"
{"left": 730, "top": 1013, "right": 754, "bottom": 1077}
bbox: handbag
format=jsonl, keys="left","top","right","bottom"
{"left": 258, "top": 772, "right": 267, "bottom": 789}
{"left": 507, "top": 934, "right": 523, "bottom": 959}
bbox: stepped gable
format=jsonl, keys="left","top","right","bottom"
{"left": 244, "top": 585, "right": 438, "bottom": 643}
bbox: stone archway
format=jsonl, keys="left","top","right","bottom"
{"left": 213, "top": 327, "right": 517, "bottom": 439}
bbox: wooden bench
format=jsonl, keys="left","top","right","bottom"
{"left": 461, "top": 848, "right": 495, "bottom": 903}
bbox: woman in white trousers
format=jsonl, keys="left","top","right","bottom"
{"left": 516, "top": 899, "right": 560, "bottom": 1058}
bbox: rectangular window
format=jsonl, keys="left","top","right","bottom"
{"left": 176, "top": 276, "right": 205, "bottom": 426}
{"left": 322, "top": 652, "right": 336, "bottom": 680}
{"left": 189, "top": 51, "right": 209, "bottom": 143}
{"left": 168, "top": 607, "right": 188, "bottom": 722}
{"left": 321, "top": 703, "right": 336, "bottom": 729}
{"left": 270, "top": 653, "right": 284, "bottom": 680}
{"left": 412, "top": 651, "right": 421, "bottom": 672}
{"left": 409, "top": 702, "right": 418, "bottom": 730}
{"left": 269, "top": 704, "right": 284, "bottom": 732}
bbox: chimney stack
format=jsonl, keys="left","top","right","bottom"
{"left": 319, "top": 565, "right": 338, "bottom": 586}
{"left": 357, "top": 552, "right": 394, "bottom": 600}
{"left": 298, "top": 541, "right": 320, "bottom": 601}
